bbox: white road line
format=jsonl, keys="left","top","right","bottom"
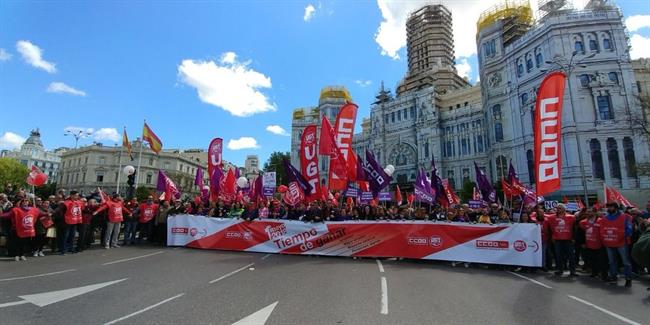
{"left": 376, "top": 259, "right": 385, "bottom": 273}
{"left": 0, "top": 269, "right": 76, "bottom": 282}
{"left": 380, "top": 276, "right": 388, "bottom": 315}
{"left": 567, "top": 295, "right": 641, "bottom": 325}
{"left": 261, "top": 254, "right": 271, "bottom": 260}
{"left": 101, "top": 251, "right": 164, "bottom": 266}
{"left": 506, "top": 271, "right": 553, "bottom": 289}
{"left": 0, "top": 300, "right": 29, "bottom": 308}
{"left": 103, "top": 293, "right": 185, "bottom": 325}
{"left": 209, "top": 263, "right": 255, "bottom": 284}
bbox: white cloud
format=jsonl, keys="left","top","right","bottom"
{"left": 354, "top": 80, "right": 372, "bottom": 87}
{"left": 630, "top": 34, "right": 650, "bottom": 60}
{"left": 0, "top": 132, "right": 26, "bottom": 150}
{"left": 266, "top": 125, "right": 289, "bottom": 136}
{"left": 455, "top": 58, "right": 472, "bottom": 80}
{"left": 227, "top": 137, "right": 260, "bottom": 150}
{"left": 178, "top": 52, "right": 276, "bottom": 117}
{"left": 374, "top": 0, "right": 590, "bottom": 61}
{"left": 47, "top": 82, "right": 87, "bottom": 96}
{"left": 0, "top": 48, "right": 12, "bottom": 61}
{"left": 625, "top": 15, "right": 650, "bottom": 32}
{"left": 16, "top": 40, "right": 56, "bottom": 73}
{"left": 304, "top": 4, "right": 316, "bottom": 22}
{"left": 64, "top": 126, "right": 120, "bottom": 143}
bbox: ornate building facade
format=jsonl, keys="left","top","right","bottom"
{"left": 1, "top": 129, "right": 63, "bottom": 184}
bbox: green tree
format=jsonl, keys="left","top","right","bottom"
{"left": 0, "top": 158, "right": 29, "bottom": 190}
{"left": 263, "top": 151, "right": 290, "bottom": 186}
{"left": 459, "top": 180, "right": 476, "bottom": 203}
{"left": 135, "top": 186, "right": 153, "bottom": 202}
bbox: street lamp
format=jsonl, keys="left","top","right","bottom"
{"left": 64, "top": 129, "right": 92, "bottom": 149}
{"left": 540, "top": 50, "right": 596, "bottom": 204}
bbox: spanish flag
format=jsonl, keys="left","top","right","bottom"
{"left": 122, "top": 127, "right": 134, "bottom": 160}
{"left": 143, "top": 122, "right": 163, "bottom": 154}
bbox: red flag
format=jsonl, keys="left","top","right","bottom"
{"left": 329, "top": 103, "right": 358, "bottom": 191}
{"left": 320, "top": 115, "right": 348, "bottom": 190}
{"left": 407, "top": 192, "right": 415, "bottom": 206}
{"left": 442, "top": 179, "right": 460, "bottom": 205}
{"left": 142, "top": 122, "right": 163, "bottom": 154}
{"left": 224, "top": 168, "right": 236, "bottom": 195}
{"left": 300, "top": 125, "right": 321, "bottom": 202}
{"left": 346, "top": 150, "right": 358, "bottom": 182}
{"left": 534, "top": 72, "right": 566, "bottom": 196}
{"left": 346, "top": 196, "right": 354, "bottom": 207}
{"left": 593, "top": 199, "right": 601, "bottom": 210}
{"left": 358, "top": 181, "right": 369, "bottom": 192}
{"left": 395, "top": 185, "right": 403, "bottom": 204}
{"left": 26, "top": 165, "right": 48, "bottom": 187}
{"left": 604, "top": 184, "right": 635, "bottom": 207}
{"left": 501, "top": 179, "right": 516, "bottom": 198}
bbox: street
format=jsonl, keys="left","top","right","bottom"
{"left": 1, "top": 245, "right": 648, "bottom": 324}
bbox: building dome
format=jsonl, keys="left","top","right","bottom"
{"left": 23, "top": 129, "right": 43, "bottom": 148}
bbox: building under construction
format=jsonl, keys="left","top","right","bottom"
{"left": 476, "top": 0, "right": 533, "bottom": 47}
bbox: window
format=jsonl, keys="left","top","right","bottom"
{"left": 496, "top": 156, "right": 507, "bottom": 180}
{"left": 410, "top": 107, "right": 416, "bottom": 119}
{"left": 179, "top": 163, "right": 183, "bottom": 171}
{"left": 403, "top": 108, "right": 408, "bottom": 119}
{"left": 164, "top": 162, "right": 170, "bottom": 170}
{"left": 385, "top": 114, "right": 389, "bottom": 124}
{"left": 492, "top": 104, "right": 502, "bottom": 120}
{"left": 526, "top": 56, "right": 533, "bottom": 72}
{"left": 391, "top": 112, "right": 395, "bottom": 123}
{"left": 424, "top": 142, "right": 429, "bottom": 158}
{"left": 115, "top": 172, "right": 118, "bottom": 182}
{"left": 461, "top": 139, "right": 468, "bottom": 156}
{"left": 97, "top": 157, "right": 105, "bottom": 165}
{"left": 579, "top": 74, "right": 590, "bottom": 87}
{"left": 517, "top": 63, "right": 524, "bottom": 77}
{"left": 597, "top": 95, "right": 613, "bottom": 120}
{"left": 445, "top": 141, "right": 453, "bottom": 158}
{"left": 603, "top": 38, "right": 611, "bottom": 50}
{"left": 574, "top": 40, "right": 584, "bottom": 53}
{"left": 495, "top": 123, "right": 503, "bottom": 142}
{"left": 526, "top": 150, "right": 535, "bottom": 184}
{"left": 149, "top": 158, "right": 154, "bottom": 166}
{"left": 623, "top": 137, "right": 637, "bottom": 178}
{"left": 520, "top": 93, "right": 528, "bottom": 106}
{"left": 462, "top": 168, "right": 470, "bottom": 184}
{"left": 398, "top": 110, "right": 401, "bottom": 121}
{"left": 607, "top": 138, "right": 622, "bottom": 179}
{"left": 589, "top": 39, "right": 599, "bottom": 51}
{"left": 84, "top": 157, "right": 88, "bottom": 164}
{"left": 477, "top": 135, "right": 484, "bottom": 153}
{"left": 483, "top": 39, "right": 496, "bottom": 59}
{"left": 146, "top": 174, "right": 152, "bottom": 184}
{"left": 447, "top": 170, "right": 456, "bottom": 190}
{"left": 535, "top": 51, "right": 543, "bottom": 67}
{"left": 590, "top": 139, "right": 605, "bottom": 179}
{"left": 75, "top": 173, "right": 79, "bottom": 183}
{"left": 96, "top": 172, "right": 104, "bottom": 183}
{"left": 608, "top": 72, "right": 618, "bottom": 84}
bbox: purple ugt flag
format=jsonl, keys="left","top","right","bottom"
{"left": 430, "top": 159, "right": 444, "bottom": 202}
{"left": 363, "top": 150, "right": 392, "bottom": 198}
{"left": 194, "top": 167, "right": 204, "bottom": 187}
{"left": 508, "top": 162, "right": 518, "bottom": 183}
{"left": 156, "top": 170, "right": 167, "bottom": 192}
{"left": 282, "top": 158, "right": 313, "bottom": 194}
{"left": 474, "top": 162, "right": 496, "bottom": 203}
{"left": 211, "top": 167, "right": 223, "bottom": 198}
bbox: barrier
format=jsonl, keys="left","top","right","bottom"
{"left": 167, "top": 215, "right": 542, "bottom": 267}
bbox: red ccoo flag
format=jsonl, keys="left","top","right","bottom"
{"left": 604, "top": 184, "right": 635, "bottom": 207}
{"left": 395, "top": 184, "right": 403, "bottom": 205}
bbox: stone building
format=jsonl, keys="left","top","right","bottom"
{"left": 1, "top": 129, "right": 63, "bottom": 184}
{"left": 57, "top": 140, "right": 208, "bottom": 197}
{"left": 476, "top": 0, "right": 650, "bottom": 203}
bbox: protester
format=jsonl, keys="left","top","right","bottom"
{"left": 578, "top": 207, "right": 607, "bottom": 280}
{"left": 56, "top": 191, "right": 84, "bottom": 255}
{"left": 93, "top": 193, "right": 131, "bottom": 249}
{"left": 155, "top": 200, "right": 172, "bottom": 245}
{"left": 138, "top": 196, "right": 159, "bottom": 243}
{"left": 598, "top": 202, "right": 633, "bottom": 287}
{"left": 546, "top": 203, "right": 577, "bottom": 276}
{"left": 1, "top": 198, "right": 49, "bottom": 261}
{"left": 34, "top": 198, "right": 54, "bottom": 256}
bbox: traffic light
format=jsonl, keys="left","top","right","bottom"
{"left": 127, "top": 171, "right": 136, "bottom": 186}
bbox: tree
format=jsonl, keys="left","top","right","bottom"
{"left": 0, "top": 158, "right": 29, "bottom": 190}
{"left": 135, "top": 186, "right": 153, "bottom": 202}
{"left": 263, "top": 151, "right": 290, "bottom": 186}
{"left": 459, "top": 180, "right": 476, "bottom": 203}
{"left": 631, "top": 94, "right": 650, "bottom": 175}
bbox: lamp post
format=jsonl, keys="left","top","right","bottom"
{"left": 64, "top": 129, "right": 92, "bottom": 149}
{"left": 541, "top": 50, "right": 596, "bottom": 205}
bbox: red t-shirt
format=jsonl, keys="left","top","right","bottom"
{"left": 545, "top": 214, "right": 575, "bottom": 240}
{"left": 579, "top": 218, "right": 602, "bottom": 249}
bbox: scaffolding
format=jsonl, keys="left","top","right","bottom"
{"left": 476, "top": 0, "right": 533, "bottom": 46}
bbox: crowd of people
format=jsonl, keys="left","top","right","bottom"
{"left": 1, "top": 183, "right": 648, "bottom": 289}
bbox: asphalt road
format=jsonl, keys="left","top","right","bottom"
{"left": 1, "top": 245, "right": 649, "bottom": 325}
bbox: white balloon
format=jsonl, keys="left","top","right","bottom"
{"left": 123, "top": 165, "right": 135, "bottom": 175}
{"left": 203, "top": 185, "right": 210, "bottom": 191}
{"left": 384, "top": 164, "right": 395, "bottom": 176}
{"left": 236, "top": 176, "right": 248, "bottom": 188}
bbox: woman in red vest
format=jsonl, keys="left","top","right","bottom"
{"left": 598, "top": 202, "right": 633, "bottom": 287}
{"left": 93, "top": 193, "right": 132, "bottom": 249}
{"left": 545, "top": 204, "right": 577, "bottom": 276}
{"left": 578, "top": 207, "right": 607, "bottom": 280}
{"left": 0, "top": 198, "right": 49, "bottom": 261}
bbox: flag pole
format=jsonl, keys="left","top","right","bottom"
{"left": 136, "top": 120, "right": 145, "bottom": 189}
{"left": 116, "top": 129, "right": 124, "bottom": 194}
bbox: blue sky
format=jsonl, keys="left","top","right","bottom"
{"left": 1, "top": 0, "right": 648, "bottom": 166}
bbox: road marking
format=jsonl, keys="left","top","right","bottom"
{"left": 209, "top": 263, "right": 255, "bottom": 284}
{"left": 0, "top": 269, "right": 76, "bottom": 282}
{"left": 101, "top": 251, "right": 164, "bottom": 266}
{"left": 261, "top": 254, "right": 271, "bottom": 260}
{"left": 506, "top": 271, "right": 553, "bottom": 289}
{"left": 103, "top": 293, "right": 185, "bottom": 325}
{"left": 232, "top": 301, "right": 278, "bottom": 325}
{"left": 376, "top": 260, "right": 385, "bottom": 273}
{"left": 380, "top": 276, "right": 388, "bottom": 315}
{"left": 0, "top": 278, "right": 128, "bottom": 309}
{"left": 567, "top": 295, "right": 641, "bottom": 325}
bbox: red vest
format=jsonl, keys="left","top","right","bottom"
{"left": 139, "top": 203, "right": 159, "bottom": 223}
{"left": 548, "top": 214, "right": 575, "bottom": 240}
{"left": 11, "top": 207, "right": 37, "bottom": 238}
{"left": 105, "top": 200, "right": 125, "bottom": 223}
{"left": 598, "top": 214, "right": 626, "bottom": 248}
{"left": 63, "top": 200, "right": 83, "bottom": 225}
{"left": 39, "top": 214, "right": 54, "bottom": 229}
{"left": 579, "top": 218, "right": 602, "bottom": 249}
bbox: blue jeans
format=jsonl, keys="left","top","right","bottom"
{"left": 123, "top": 221, "right": 138, "bottom": 245}
{"left": 61, "top": 224, "right": 77, "bottom": 254}
{"left": 605, "top": 246, "right": 632, "bottom": 279}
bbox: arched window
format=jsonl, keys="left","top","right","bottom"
{"left": 517, "top": 60, "right": 524, "bottom": 77}
{"left": 590, "top": 139, "right": 605, "bottom": 179}
{"left": 607, "top": 138, "right": 621, "bottom": 179}
{"left": 492, "top": 104, "right": 502, "bottom": 120}
{"left": 623, "top": 137, "right": 637, "bottom": 178}
{"left": 575, "top": 40, "right": 584, "bottom": 53}
{"left": 496, "top": 156, "right": 507, "bottom": 180}
{"left": 526, "top": 54, "right": 533, "bottom": 72}
{"left": 535, "top": 49, "right": 543, "bottom": 67}
{"left": 494, "top": 123, "right": 503, "bottom": 142}
{"left": 527, "top": 150, "right": 535, "bottom": 184}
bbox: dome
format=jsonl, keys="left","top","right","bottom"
{"left": 23, "top": 129, "right": 43, "bottom": 148}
